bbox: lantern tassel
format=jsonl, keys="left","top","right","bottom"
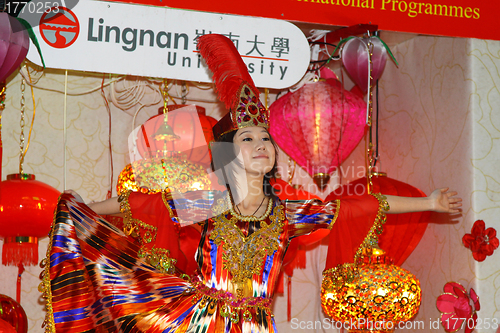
{"left": 287, "top": 275, "right": 292, "bottom": 322}
{"left": 17, "top": 263, "right": 25, "bottom": 303}
{"left": 2, "top": 239, "right": 38, "bottom": 266}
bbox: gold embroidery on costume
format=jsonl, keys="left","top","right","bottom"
{"left": 328, "top": 199, "right": 341, "bottom": 230}
{"left": 119, "top": 190, "right": 157, "bottom": 246}
{"left": 354, "top": 193, "right": 388, "bottom": 262}
{"left": 209, "top": 203, "right": 285, "bottom": 292}
{"left": 161, "top": 190, "right": 175, "bottom": 219}
{"left": 321, "top": 193, "right": 388, "bottom": 290}
{"left": 211, "top": 195, "right": 230, "bottom": 216}
{"left": 189, "top": 280, "right": 274, "bottom": 323}
{"left": 139, "top": 247, "right": 177, "bottom": 275}
{"left": 39, "top": 203, "right": 58, "bottom": 333}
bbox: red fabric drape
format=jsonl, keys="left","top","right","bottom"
{"left": 324, "top": 194, "right": 380, "bottom": 270}
{"left": 128, "top": 192, "right": 198, "bottom": 275}
{"left": 326, "top": 176, "right": 429, "bottom": 266}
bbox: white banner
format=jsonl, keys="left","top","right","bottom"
{"left": 21, "top": 0, "right": 310, "bottom": 88}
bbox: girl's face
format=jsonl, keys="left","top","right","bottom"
{"left": 233, "top": 127, "right": 276, "bottom": 176}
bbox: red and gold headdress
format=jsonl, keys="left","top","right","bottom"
{"left": 198, "top": 34, "right": 269, "bottom": 140}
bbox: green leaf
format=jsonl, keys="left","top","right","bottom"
{"left": 16, "top": 17, "right": 45, "bottom": 68}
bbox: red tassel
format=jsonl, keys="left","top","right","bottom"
{"left": 198, "top": 34, "right": 258, "bottom": 110}
{"left": 16, "top": 264, "right": 24, "bottom": 303}
{"left": 287, "top": 275, "right": 292, "bottom": 322}
{"left": 2, "top": 241, "right": 38, "bottom": 266}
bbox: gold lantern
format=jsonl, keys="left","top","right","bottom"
{"left": 321, "top": 248, "right": 421, "bottom": 333}
{"left": 117, "top": 156, "right": 211, "bottom": 196}
{"left": 118, "top": 109, "right": 211, "bottom": 196}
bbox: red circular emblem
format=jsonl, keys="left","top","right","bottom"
{"left": 39, "top": 7, "right": 80, "bottom": 48}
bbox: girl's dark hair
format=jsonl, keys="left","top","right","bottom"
{"left": 210, "top": 129, "right": 279, "bottom": 202}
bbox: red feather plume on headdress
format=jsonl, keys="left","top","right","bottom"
{"left": 198, "top": 34, "right": 259, "bottom": 110}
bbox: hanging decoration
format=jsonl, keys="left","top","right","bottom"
{"left": 0, "top": 173, "right": 59, "bottom": 264}
{"left": 341, "top": 36, "right": 390, "bottom": 93}
{"left": 123, "top": 83, "right": 215, "bottom": 195}
{"left": 321, "top": 32, "right": 421, "bottom": 331}
{"left": 0, "top": 75, "right": 60, "bottom": 304}
{"left": 326, "top": 173, "right": 430, "bottom": 266}
{"left": 136, "top": 105, "right": 215, "bottom": 167}
{"left": 321, "top": 248, "right": 421, "bottom": 332}
{"left": 116, "top": 157, "right": 211, "bottom": 195}
{"left": 0, "top": 13, "right": 30, "bottom": 83}
{"left": 0, "top": 319, "right": 16, "bottom": 333}
{"left": 0, "top": 13, "right": 30, "bottom": 181}
{"left": 0, "top": 294, "right": 28, "bottom": 333}
{"left": 269, "top": 77, "right": 366, "bottom": 190}
{"left": 462, "top": 220, "right": 498, "bottom": 262}
{"left": 436, "top": 282, "right": 480, "bottom": 333}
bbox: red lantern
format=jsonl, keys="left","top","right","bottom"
{"left": 269, "top": 79, "right": 366, "bottom": 190}
{"left": 0, "top": 294, "right": 27, "bottom": 333}
{"left": 0, "top": 174, "right": 60, "bottom": 266}
{"left": 326, "top": 173, "right": 430, "bottom": 265}
{"left": 136, "top": 104, "right": 216, "bottom": 167}
{"left": 0, "top": 13, "right": 29, "bottom": 82}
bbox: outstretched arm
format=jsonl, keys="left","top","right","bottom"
{"left": 88, "top": 197, "right": 120, "bottom": 215}
{"left": 384, "top": 187, "right": 462, "bottom": 214}
{"left": 64, "top": 190, "right": 121, "bottom": 215}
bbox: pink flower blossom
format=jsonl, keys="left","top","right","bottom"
{"left": 437, "top": 282, "right": 480, "bottom": 333}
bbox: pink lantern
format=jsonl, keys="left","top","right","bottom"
{"left": 0, "top": 13, "right": 29, "bottom": 82}
{"left": 342, "top": 36, "right": 388, "bottom": 93}
{"left": 269, "top": 79, "right": 366, "bottom": 190}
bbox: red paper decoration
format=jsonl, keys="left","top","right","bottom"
{"left": 0, "top": 294, "right": 27, "bottom": 333}
{"left": 462, "top": 220, "right": 499, "bottom": 262}
{"left": 0, "top": 173, "right": 60, "bottom": 266}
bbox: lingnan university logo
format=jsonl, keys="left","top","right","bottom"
{"left": 40, "top": 7, "right": 80, "bottom": 48}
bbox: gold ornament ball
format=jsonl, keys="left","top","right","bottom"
{"left": 321, "top": 254, "right": 421, "bottom": 333}
{"left": 117, "top": 156, "right": 211, "bottom": 195}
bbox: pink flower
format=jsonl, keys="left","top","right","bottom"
{"left": 437, "top": 282, "right": 480, "bottom": 333}
{"left": 462, "top": 220, "right": 499, "bottom": 262}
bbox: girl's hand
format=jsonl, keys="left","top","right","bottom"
{"left": 429, "top": 188, "right": 462, "bottom": 213}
